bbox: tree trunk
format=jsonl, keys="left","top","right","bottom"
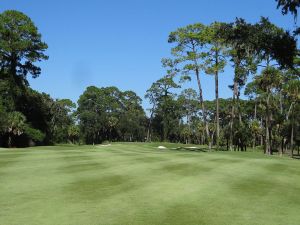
{"left": 230, "top": 81, "right": 238, "bottom": 151}
{"left": 195, "top": 68, "right": 211, "bottom": 149}
{"left": 163, "top": 118, "right": 168, "bottom": 142}
{"left": 280, "top": 138, "right": 284, "bottom": 156}
{"left": 265, "top": 93, "right": 271, "bottom": 155}
{"left": 279, "top": 90, "right": 283, "bottom": 114}
{"left": 254, "top": 101, "right": 257, "bottom": 120}
{"left": 8, "top": 134, "right": 12, "bottom": 148}
{"left": 260, "top": 117, "right": 263, "bottom": 146}
{"left": 215, "top": 51, "right": 220, "bottom": 149}
{"left": 146, "top": 107, "right": 155, "bottom": 142}
{"left": 291, "top": 117, "right": 294, "bottom": 157}
{"left": 252, "top": 102, "right": 257, "bottom": 149}
{"left": 226, "top": 138, "right": 229, "bottom": 151}
{"left": 187, "top": 113, "right": 191, "bottom": 144}
{"left": 215, "top": 67, "right": 220, "bottom": 148}
{"left": 237, "top": 94, "right": 242, "bottom": 123}
{"left": 286, "top": 102, "right": 295, "bottom": 157}
{"left": 163, "top": 94, "right": 168, "bottom": 142}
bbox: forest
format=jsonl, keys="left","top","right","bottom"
{"left": 0, "top": 0, "right": 299, "bottom": 157}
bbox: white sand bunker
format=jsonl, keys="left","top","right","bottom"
{"left": 158, "top": 146, "right": 167, "bottom": 149}
{"left": 186, "top": 147, "right": 197, "bottom": 149}
{"left": 97, "top": 144, "right": 111, "bottom": 147}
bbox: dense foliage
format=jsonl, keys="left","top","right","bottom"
{"left": 0, "top": 10, "right": 76, "bottom": 147}
{"left": 77, "top": 86, "right": 146, "bottom": 144}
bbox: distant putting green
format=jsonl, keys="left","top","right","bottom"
{"left": 0, "top": 143, "right": 300, "bottom": 225}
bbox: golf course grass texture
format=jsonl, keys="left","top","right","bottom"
{"left": 0, "top": 143, "right": 299, "bottom": 225}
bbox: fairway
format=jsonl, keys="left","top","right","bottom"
{"left": 0, "top": 143, "right": 300, "bottom": 225}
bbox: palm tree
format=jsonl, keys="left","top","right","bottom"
{"left": 6, "top": 112, "right": 26, "bottom": 147}
{"left": 284, "top": 79, "right": 300, "bottom": 156}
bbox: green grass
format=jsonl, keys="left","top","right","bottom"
{"left": 0, "top": 143, "right": 300, "bottom": 225}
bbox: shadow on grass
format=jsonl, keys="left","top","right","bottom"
{"left": 170, "top": 146, "right": 208, "bottom": 152}
{"left": 65, "top": 174, "right": 138, "bottom": 202}
{"left": 292, "top": 154, "right": 300, "bottom": 160}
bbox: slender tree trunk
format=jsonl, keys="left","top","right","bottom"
{"left": 280, "top": 137, "right": 284, "bottom": 156}
{"left": 187, "top": 113, "right": 191, "bottom": 144}
{"left": 201, "top": 134, "right": 205, "bottom": 145}
{"left": 260, "top": 117, "right": 263, "bottom": 146}
{"left": 265, "top": 116, "right": 269, "bottom": 155}
{"left": 237, "top": 94, "right": 242, "bottom": 123}
{"left": 254, "top": 101, "right": 257, "bottom": 120}
{"left": 215, "top": 51, "right": 220, "bottom": 149}
{"left": 265, "top": 93, "right": 271, "bottom": 155}
{"left": 215, "top": 67, "right": 220, "bottom": 148}
{"left": 279, "top": 90, "right": 283, "bottom": 114}
{"left": 230, "top": 81, "right": 238, "bottom": 151}
{"left": 226, "top": 138, "right": 229, "bottom": 151}
{"left": 291, "top": 123, "right": 294, "bottom": 157}
{"left": 162, "top": 94, "right": 168, "bottom": 142}
{"left": 163, "top": 117, "right": 168, "bottom": 142}
{"left": 8, "top": 133, "right": 12, "bottom": 148}
{"left": 195, "top": 68, "right": 211, "bottom": 149}
{"left": 290, "top": 104, "right": 294, "bottom": 157}
{"left": 146, "top": 106, "right": 155, "bottom": 142}
{"left": 287, "top": 102, "right": 295, "bottom": 155}
{"left": 146, "top": 128, "right": 151, "bottom": 142}
{"left": 270, "top": 112, "right": 273, "bottom": 155}
{"left": 252, "top": 102, "right": 257, "bottom": 149}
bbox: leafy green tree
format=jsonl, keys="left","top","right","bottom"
{"left": 276, "top": 0, "right": 300, "bottom": 19}
{"left": 67, "top": 125, "right": 80, "bottom": 144}
{"left": 0, "top": 10, "right": 48, "bottom": 87}
{"left": 168, "top": 23, "right": 212, "bottom": 148}
{"left": 219, "top": 18, "right": 258, "bottom": 150}
{"left": 146, "top": 75, "right": 180, "bottom": 141}
{"left": 119, "top": 91, "right": 146, "bottom": 141}
{"left": 0, "top": 10, "right": 50, "bottom": 147}
{"left": 145, "top": 83, "right": 160, "bottom": 142}
{"left": 252, "top": 17, "right": 297, "bottom": 69}
{"left": 77, "top": 86, "right": 146, "bottom": 144}
{"left": 202, "top": 22, "right": 228, "bottom": 145}
{"left": 50, "top": 99, "right": 76, "bottom": 143}
{"left": 178, "top": 88, "right": 198, "bottom": 144}
{"left": 77, "top": 86, "right": 108, "bottom": 144}
{"left": 245, "top": 82, "right": 265, "bottom": 148}
{"left": 24, "top": 126, "right": 45, "bottom": 144}
{"left": 253, "top": 67, "right": 283, "bottom": 154}
{"left": 220, "top": 17, "right": 297, "bottom": 154}
{"left": 252, "top": 18, "right": 297, "bottom": 154}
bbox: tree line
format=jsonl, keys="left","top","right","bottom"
{"left": 152, "top": 17, "right": 299, "bottom": 156}
{"left": 0, "top": 1, "right": 299, "bottom": 156}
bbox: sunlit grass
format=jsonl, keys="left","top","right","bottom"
{"left": 0, "top": 143, "right": 299, "bottom": 225}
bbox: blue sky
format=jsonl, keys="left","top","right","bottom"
{"left": 0, "top": 0, "right": 297, "bottom": 109}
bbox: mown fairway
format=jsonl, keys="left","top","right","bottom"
{"left": 0, "top": 143, "right": 300, "bottom": 225}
